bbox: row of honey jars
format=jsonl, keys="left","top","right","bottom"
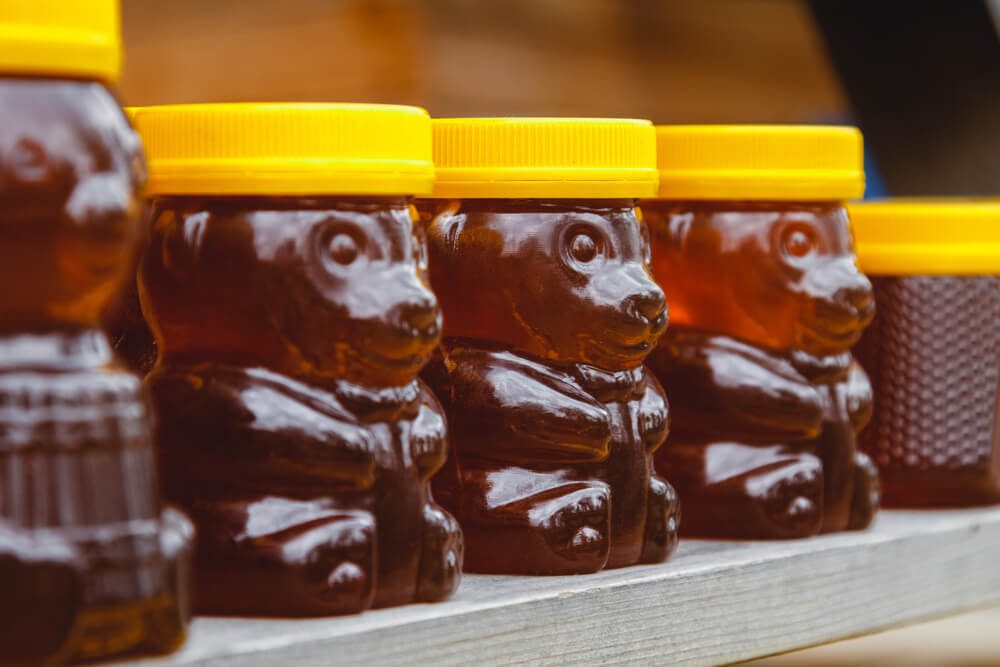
{"left": 15, "top": 88, "right": 1000, "bottom": 642}
{"left": 127, "top": 109, "right": 676, "bottom": 593}
{"left": 127, "top": 109, "right": 883, "bottom": 588}
{"left": 5, "top": 2, "right": 999, "bottom": 665}
{"left": 0, "top": 2, "right": 193, "bottom": 665}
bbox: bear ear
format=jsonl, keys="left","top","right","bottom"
{"left": 442, "top": 215, "right": 465, "bottom": 253}
{"left": 159, "top": 210, "right": 210, "bottom": 281}
{"left": 665, "top": 211, "right": 694, "bottom": 250}
{"left": 426, "top": 205, "right": 466, "bottom": 254}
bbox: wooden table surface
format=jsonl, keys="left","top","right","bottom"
{"left": 124, "top": 507, "right": 1000, "bottom": 667}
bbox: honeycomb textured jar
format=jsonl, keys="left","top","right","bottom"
{"left": 851, "top": 200, "right": 1000, "bottom": 506}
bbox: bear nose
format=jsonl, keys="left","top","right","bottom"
{"left": 837, "top": 284, "right": 875, "bottom": 324}
{"left": 833, "top": 270, "right": 874, "bottom": 322}
{"left": 396, "top": 296, "right": 440, "bottom": 337}
{"left": 628, "top": 282, "right": 667, "bottom": 324}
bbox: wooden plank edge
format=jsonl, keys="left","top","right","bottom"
{"left": 132, "top": 508, "right": 1000, "bottom": 666}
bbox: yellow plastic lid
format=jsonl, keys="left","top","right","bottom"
{"left": 429, "top": 117, "right": 658, "bottom": 199}
{"left": 653, "top": 125, "right": 865, "bottom": 201}
{"left": 131, "top": 103, "right": 434, "bottom": 196}
{"left": 0, "top": 0, "right": 121, "bottom": 82}
{"left": 850, "top": 199, "right": 1000, "bottom": 275}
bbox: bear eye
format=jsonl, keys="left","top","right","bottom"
{"left": 328, "top": 232, "right": 359, "bottom": 265}
{"left": 782, "top": 226, "right": 816, "bottom": 259}
{"left": 570, "top": 232, "right": 599, "bottom": 263}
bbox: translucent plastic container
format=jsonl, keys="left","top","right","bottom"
{"left": 644, "top": 125, "right": 878, "bottom": 538}
{"left": 132, "top": 103, "right": 461, "bottom": 614}
{"left": 419, "top": 118, "right": 679, "bottom": 574}
{"left": 0, "top": 1, "right": 192, "bottom": 662}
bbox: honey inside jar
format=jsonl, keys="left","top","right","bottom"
{"left": 643, "top": 125, "right": 878, "bottom": 538}
{"left": 419, "top": 118, "right": 680, "bottom": 574}
{"left": 131, "top": 103, "right": 462, "bottom": 615}
{"left": 0, "top": 1, "right": 192, "bottom": 662}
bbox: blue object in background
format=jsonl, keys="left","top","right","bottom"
{"left": 810, "top": 115, "right": 887, "bottom": 199}
{"left": 863, "top": 143, "right": 887, "bottom": 199}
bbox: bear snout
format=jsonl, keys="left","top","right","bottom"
{"left": 624, "top": 283, "right": 668, "bottom": 328}
{"left": 833, "top": 282, "right": 875, "bottom": 326}
{"left": 803, "top": 258, "right": 874, "bottom": 327}
{"left": 392, "top": 298, "right": 442, "bottom": 342}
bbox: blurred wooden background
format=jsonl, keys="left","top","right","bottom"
{"left": 119, "top": 0, "right": 847, "bottom": 123}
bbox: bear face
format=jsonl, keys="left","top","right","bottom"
{"left": 425, "top": 200, "right": 667, "bottom": 372}
{"left": 0, "top": 79, "right": 144, "bottom": 329}
{"left": 142, "top": 198, "right": 439, "bottom": 388}
{"left": 647, "top": 201, "right": 874, "bottom": 358}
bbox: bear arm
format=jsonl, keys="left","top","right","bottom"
{"left": 638, "top": 374, "right": 670, "bottom": 454}
{"left": 445, "top": 357, "right": 612, "bottom": 463}
{"left": 845, "top": 360, "right": 874, "bottom": 432}
{"left": 411, "top": 382, "right": 449, "bottom": 480}
{"left": 150, "top": 372, "right": 376, "bottom": 492}
{"left": 653, "top": 343, "right": 824, "bottom": 442}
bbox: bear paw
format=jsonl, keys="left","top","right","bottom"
{"left": 416, "top": 504, "right": 463, "bottom": 602}
{"left": 536, "top": 485, "right": 611, "bottom": 567}
{"left": 749, "top": 458, "right": 824, "bottom": 538}
{"left": 279, "top": 514, "right": 375, "bottom": 614}
{"left": 641, "top": 475, "right": 680, "bottom": 564}
{"left": 847, "top": 450, "right": 880, "bottom": 531}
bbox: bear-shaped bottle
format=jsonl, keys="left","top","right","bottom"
{"left": 644, "top": 125, "right": 879, "bottom": 538}
{"left": 103, "top": 106, "right": 157, "bottom": 376}
{"left": 0, "top": 2, "right": 193, "bottom": 664}
{"left": 132, "top": 103, "right": 462, "bottom": 615}
{"left": 420, "top": 118, "right": 679, "bottom": 574}
{"left": 851, "top": 200, "right": 1000, "bottom": 507}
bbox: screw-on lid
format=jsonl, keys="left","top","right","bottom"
{"left": 130, "top": 103, "right": 435, "bottom": 196}
{"left": 428, "top": 117, "right": 658, "bottom": 199}
{"left": 653, "top": 125, "right": 865, "bottom": 201}
{"left": 850, "top": 199, "right": 1000, "bottom": 276}
{"left": 0, "top": 0, "right": 121, "bottom": 82}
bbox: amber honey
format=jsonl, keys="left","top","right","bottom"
{"left": 0, "top": 66, "right": 191, "bottom": 667}
{"left": 419, "top": 118, "right": 679, "bottom": 574}
{"left": 131, "top": 104, "right": 461, "bottom": 615}
{"left": 644, "top": 126, "right": 877, "bottom": 539}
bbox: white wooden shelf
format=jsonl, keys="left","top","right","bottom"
{"left": 127, "top": 508, "right": 1000, "bottom": 667}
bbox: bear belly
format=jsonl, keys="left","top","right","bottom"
{"left": 597, "top": 399, "right": 649, "bottom": 568}
{"left": 364, "top": 420, "right": 425, "bottom": 608}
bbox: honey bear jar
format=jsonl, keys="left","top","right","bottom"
{"left": 104, "top": 108, "right": 157, "bottom": 376}
{"left": 644, "top": 125, "right": 878, "bottom": 539}
{"left": 0, "top": 2, "right": 193, "bottom": 664}
{"left": 131, "top": 103, "right": 462, "bottom": 615}
{"left": 851, "top": 200, "right": 1000, "bottom": 507}
{"left": 419, "top": 118, "right": 680, "bottom": 575}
